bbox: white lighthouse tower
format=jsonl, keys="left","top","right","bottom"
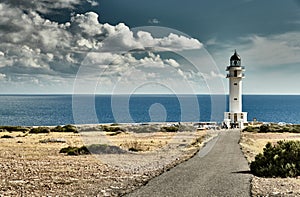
{"left": 224, "top": 50, "right": 247, "bottom": 129}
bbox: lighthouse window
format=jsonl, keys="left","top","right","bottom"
{"left": 234, "top": 83, "right": 237, "bottom": 85}
{"left": 234, "top": 98, "right": 238, "bottom": 101}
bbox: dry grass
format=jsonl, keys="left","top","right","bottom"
{"left": 0, "top": 125, "right": 207, "bottom": 196}
{"left": 240, "top": 132, "right": 300, "bottom": 162}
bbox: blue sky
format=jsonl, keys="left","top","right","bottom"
{"left": 0, "top": 0, "right": 300, "bottom": 94}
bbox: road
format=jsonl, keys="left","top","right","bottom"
{"left": 126, "top": 129, "right": 252, "bottom": 197}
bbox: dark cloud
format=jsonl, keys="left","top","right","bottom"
{"left": 0, "top": 0, "right": 95, "bottom": 13}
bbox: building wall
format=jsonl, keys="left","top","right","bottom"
{"left": 229, "top": 78, "right": 242, "bottom": 112}
{"left": 228, "top": 68, "right": 243, "bottom": 112}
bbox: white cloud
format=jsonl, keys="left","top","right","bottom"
{"left": 240, "top": 33, "right": 300, "bottom": 66}
{"left": 87, "top": 0, "right": 99, "bottom": 6}
{"left": 0, "top": 2, "right": 204, "bottom": 93}
{"left": 165, "top": 59, "right": 180, "bottom": 68}
{"left": 210, "top": 71, "right": 225, "bottom": 79}
{"left": 148, "top": 18, "right": 160, "bottom": 24}
{"left": 0, "top": 73, "right": 6, "bottom": 80}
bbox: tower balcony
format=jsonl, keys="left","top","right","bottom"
{"left": 226, "top": 73, "right": 245, "bottom": 78}
{"left": 226, "top": 66, "right": 245, "bottom": 71}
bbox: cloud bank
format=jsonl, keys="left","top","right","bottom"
{"left": 0, "top": 2, "right": 204, "bottom": 93}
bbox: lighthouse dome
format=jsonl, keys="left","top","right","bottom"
{"left": 230, "top": 50, "right": 241, "bottom": 61}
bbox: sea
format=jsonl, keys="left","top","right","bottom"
{"left": 0, "top": 94, "right": 299, "bottom": 126}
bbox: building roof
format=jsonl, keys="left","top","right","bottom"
{"left": 230, "top": 50, "right": 241, "bottom": 61}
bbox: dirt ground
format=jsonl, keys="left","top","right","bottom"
{"left": 0, "top": 124, "right": 209, "bottom": 196}
{"left": 240, "top": 132, "right": 300, "bottom": 196}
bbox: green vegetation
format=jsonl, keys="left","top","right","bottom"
{"left": 39, "top": 138, "right": 66, "bottom": 143}
{"left": 51, "top": 125, "right": 78, "bottom": 133}
{"left": 1, "top": 135, "right": 14, "bottom": 139}
{"left": 29, "top": 127, "right": 50, "bottom": 134}
{"left": 243, "top": 124, "right": 300, "bottom": 133}
{"left": 59, "top": 144, "right": 127, "bottom": 155}
{"left": 101, "top": 125, "right": 125, "bottom": 132}
{"left": 28, "top": 125, "right": 77, "bottom": 134}
{"left": 0, "top": 126, "right": 29, "bottom": 133}
{"left": 250, "top": 140, "right": 300, "bottom": 178}
{"left": 59, "top": 146, "right": 90, "bottom": 155}
{"left": 0, "top": 125, "right": 78, "bottom": 134}
{"left": 160, "top": 126, "right": 179, "bottom": 132}
{"left": 106, "top": 131, "right": 123, "bottom": 136}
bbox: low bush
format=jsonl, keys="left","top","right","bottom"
{"left": 259, "top": 124, "right": 271, "bottom": 133}
{"left": 88, "top": 144, "right": 127, "bottom": 154}
{"left": 39, "top": 138, "right": 66, "bottom": 143}
{"left": 29, "top": 127, "right": 50, "bottom": 134}
{"left": 1, "top": 135, "right": 14, "bottom": 139}
{"left": 250, "top": 140, "right": 300, "bottom": 178}
{"left": 0, "top": 126, "right": 29, "bottom": 133}
{"left": 242, "top": 126, "right": 259, "bottom": 132}
{"left": 51, "top": 125, "right": 78, "bottom": 133}
{"left": 243, "top": 124, "right": 300, "bottom": 133}
{"left": 101, "top": 125, "right": 125, "bottom": 133}
{"left": 106, "top": 131, "right": 123, "bottom": 136}
{"left": 60, "top": 144, "right": 127, "bottom": 155}
{"left": 59, "top": 146, "right": 90, "bottom": 155}
{"left": 160, "top": 126, "right": 179, "bottom": 132}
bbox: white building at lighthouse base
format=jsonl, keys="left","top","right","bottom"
{"left": 224, "top": 112, "right": 247, "bottom": 129}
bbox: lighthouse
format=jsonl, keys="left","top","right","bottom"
{"left": 224, "top": 50, "right": 247, "bottom": 129}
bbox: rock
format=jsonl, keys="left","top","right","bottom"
{"left": 272, "top": 191, "right": 280, "bottom": 195}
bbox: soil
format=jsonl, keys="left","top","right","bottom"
{"left": 0, "top": 123, "right": 213, "bottom": 196}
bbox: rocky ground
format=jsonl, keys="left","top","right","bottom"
{"left": 0, "top": 123, "right": 213, "bottom": 196}
{"left": 240, "top": 132, "right": 300, "bottom": 197}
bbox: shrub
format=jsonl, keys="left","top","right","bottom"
{"left": 256, "top": 124, "right": 300, "bottom": 133}
{"left": 88, "top": 144, "right": 126, "bottom": 154}
{"left": 106, "top": 131, "right": 123, "bottom": 136}
{"left": 160, "top": 126, "right": 179, "bottom": 132}
{"left": 63, "top": 125, "right": 78, "bottom": 133}
{"left": 60, "top": 144, "right": 127, "bottom": 155}
{"left": 51, "top": 126, "right": 63, "bottom": 132}
{"left": 250, "top": 140, "right": 300, "bottom": 178}
{"left": 39, "top": 138, "right": 66, "bottom": 143}
{"left": 29, "top": 127, "right": 50, "bottom": 134}
{"left": 0, "top": 126, "right": 29, "bottom": 133}
{"left": 1, "top": 135, "right": 14, "bottom": 139}
{"left": 51, "top": 125, "right": 78, "bottom": 133}
{"left": 259, "top": 124, "right": 271, "bottom": 133}
{"left": 101, "top": 125, "right": 125, "bottom": 132}
{"left": 59, "top": 146, "right": 90, "bottom": 156}
{"left": 242, "top": 126, "right": 259, "bottom": 132}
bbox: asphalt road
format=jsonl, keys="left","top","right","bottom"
{"left": 126, "top": 129, "right": 252, "bottom": 197}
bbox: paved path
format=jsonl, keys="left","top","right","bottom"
{"left": 126, "top": 130, "right": 252, "bottom": 197}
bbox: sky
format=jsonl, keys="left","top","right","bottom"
{"left": 0, "top": 0, "right": 300, "bottom": 94}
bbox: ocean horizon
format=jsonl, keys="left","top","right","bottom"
{"left": 0, "top": 94, "right": 299, "bottom": 126}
